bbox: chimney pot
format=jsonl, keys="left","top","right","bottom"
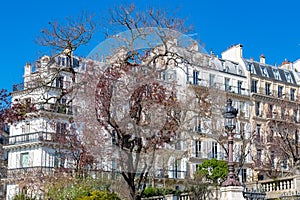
{"left": 260, "top": 54, "right": 265, "bottom": 64}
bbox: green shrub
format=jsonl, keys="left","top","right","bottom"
{"left": 77, "top": 190, "right": 120, "bottom": 200}
{"left": 13, "top": 193, "right": 37, "bottom": 200}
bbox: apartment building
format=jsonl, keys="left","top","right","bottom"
{"left": 4, "top": 55, "right": 85, "bottom": 199}
{"left": 5, "top": 42, "right": 300, "bottom": 199}
{"left": 223, "top": 44, "right": 300, "bottom": 181}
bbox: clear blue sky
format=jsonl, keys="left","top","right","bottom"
{"left": 1, "top": 0, "right": 300, "bottom": 91}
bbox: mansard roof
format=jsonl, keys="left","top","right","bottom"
{"left": 209, "top": 57, "right": 245, "bottom": 77}
{"left": 244, "top": 59, "right": 297, "bottom": 85}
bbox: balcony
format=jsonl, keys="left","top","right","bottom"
{"left": 192, "top": 152, "right": 226, "bottom": 160}
{"left": 7, "top": 131, "right": 71, "bottom": 146}
{"left": 7, "top": 166, "right": 56, "bottom": 178}
{"left": 194, "top": 81, "right": 250, "bottom": 96}
{"left": 38, "top": 103, "right": 73, "bottom": 115}
{"left": 13, "top": 80, "right": 71, "bottom": 92}
{"left": 251, "top": 87, "right": 296, "bottom": 101}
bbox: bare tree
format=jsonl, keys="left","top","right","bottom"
{"left": 252, "top": 99, "right": 300, "bottom": 179}
{"left": 37, "top": 12, "right": 95, "bottom": 57}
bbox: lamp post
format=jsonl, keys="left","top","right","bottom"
{"left": 222, "top": 99, "right": 241, "bottom": 187}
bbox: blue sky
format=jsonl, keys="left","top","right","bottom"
{"left": 1, "top": 0, "right": 300, "bottom": 91}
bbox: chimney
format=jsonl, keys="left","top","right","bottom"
{"left": 221, "top": 44, "right": 243, "bottom": 62}
{"left": 260, "top": 54, "right": 265, "bottom": 64}
{"left": 24, "top": 63, "right": 32, "bottom": 76}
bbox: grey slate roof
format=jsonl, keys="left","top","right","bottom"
{"left": 244, "top": 59, "right": 297, "bottom": 85}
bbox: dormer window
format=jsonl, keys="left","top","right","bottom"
{"left": 285, "top": 71, "right": 292, "bottom": 83}
{"left": 273, "top": 69, "right": 281, "bottom": 80}
{"left": 261, "top": 66, "right": 268, "bottom": 77}
{"left": 250, "top": 64, "right": 255, "bottom": 74}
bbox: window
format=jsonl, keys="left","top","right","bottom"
{"left": 20, "top": 152, "right": 29, "bottom": 168}
{"left": 291, "top": 89, "right": 296, "bottom": 101}
{"left": 278, "top": 85, "right": 283, "bottom": 98}
{"left": 112, "top": 130, "right": 117, "bottom": 145}
{"left": 251, "top": 80, "right": 258, "bottom": 93}
{"left": 169, "top": 70, "right": 177, "bottom": 81}
{"left": 250, "top": 64, "right": 255, "bottom": 74}
{"left": 257, "top": 150, "right": 262, "bottom": 166}
{"left": 256, "top": 124, "right": 261, "bottom": 142}
{"left": 195, "top": 140, "right": 201, "bottom": 158}
{"left": 195, "top": 117, "right": 201, "bottom": 133}
{"left": 273, "top": 69, "right": 281, "bottom": 80}
{"left": 265, "top": 83, "right": 271, "bottom": 95}
{"left": 193, "top": 70, "right": 199, "bottom": 85}
{"left": 54, "top": 152, "right": 65, "bottom": 168}
{"left": 56, "top": 122, "right": 67, "bottom": 134}
{"left": 55, "top": 76, "right": 64, "bottom": 88}
{"left": 73, "top": 58, "right": 79, "bottom": 68}
{"left": 241, "top": 169, "right": 247, "bottom": 183}
{"left": 261, "top": 66, "right": 268, "bottom": 77}
{"left": 211, "top": 142, "right": 217, "bottom": 159}
{"left": 237, "top": 81, "right": 243, "bottom": 94}
{"left": 22, "top": 122, "right": 30, "bottom": 134}
{"left": 268, "top": 104, "right": 273, "bottom": 118}
{"left": 271, "top": 151, "right": 275, "bottom": 168}
{"left": 282, "top": 159, "right": 288, "bottom": 169}
{"left": 285, "top": 72, "right": 292, "bottom": 83}
{"left": 225, "top": 78, "right": 230, "bottom": 91}
{"left": 255, "top": 102, "right": 261, "bottom": 116}
{"left": 296, "top": 130, "right": 300, "bottom": 155}
{"left": 209, "top": 74, "right": 215, "bottom": 87}
{"left": 294, "top": 109, "right": 298, "bottom": 122}
{"left": 267, "top": 127, "right": 274, "bottom": 143}
{"left": 186, "top": 66, "right": 189, "bottom": 83}
{"left": 173, "top": 159, "right": 181, "bottom": 178}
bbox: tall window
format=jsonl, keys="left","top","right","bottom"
{"left": 271, "top": 151, "right": 275, "bottom": 168}
{"left": 55, "top": 76, "right": 64, "bottom": 88}
{"left": 255, "top": 101, "right": 261, "bottom": 116}
{"left": 225, "top": 78, "right": 230, "bottom": 91}
{"left": 257, "top": 149, "right": 262, "bottom": 166}
{"left": 212, "top": 142, "right": 218, "bottom": 159}
{"left": 291, "top": 88, "right": 296, "bottom": 101}
{"left": 241, "top": 169, "right": 247, "bottom": 183}
{"left": 294, "top": 109, "right": 298, "bottom": 122}
{"left": 20, "top": 152, "right": 29, "bottom": 168}
{"left": 195, "top": 140, "right": 201, "bottom": 158}
{"left": 278, "top": 85, "right": 283, "bottom": 98}
{"left": 265, "top": 82, "right": 271, "bottom": 95}
{"left": 22, "top": 122, "right": 30, "bottom": 134}
{"left": 256, "top": 124, "right": 261, "bottom": 142}
{"left": 209, "top": 74, "right": 215, "bottom": 87}
{"left": 268, "top": 104, "right": 273, "bottom": 118}
{"left": 267, "top": 127, "right": 274, "bottom": 143}
{"left": 251, "top": 80, "right": 258, "bottom": 93}
{"left": 193, "top": 70, "right": 199, "bottom": 85}
{"left": 195, "top": 116, "right": 201, "bottom": 133}
{"left": 237, "top": 81, "right": 243, "bottom": 94}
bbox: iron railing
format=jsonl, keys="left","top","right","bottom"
{"left": 7, "top": 131, "right": 75, "bottom": 145}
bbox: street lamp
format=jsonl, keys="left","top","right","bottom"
{"left": 222, "top": 99, "right": 241, "bottom": 187}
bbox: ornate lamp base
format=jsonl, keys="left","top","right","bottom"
{"left": 222, "top": 173, "right": 241, "bottom": 187}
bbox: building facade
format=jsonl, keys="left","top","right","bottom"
{"left": 4, "top": 43, "right": 300, "bottom": 199}
{"left": 4, "top": 55, "right": 85, "bottom": 199}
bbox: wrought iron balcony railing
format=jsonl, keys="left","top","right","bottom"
{"left": 7, "top": 131, "right": 74, "bottom": 145}
{"left": 13, "top": 80, "right": 71, "bottom": 92}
